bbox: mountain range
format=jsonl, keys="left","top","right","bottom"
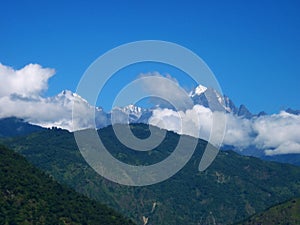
{"left": 2, "top": 84, "right": 299, "bottom": 167}
{"left": 27, "top": 85, "right": 257, "bottom": 131}
{"left": 46, "top": 84, "right": 298, "bottom": 129}
{"left": 1, "top": 124, "right": 300, "bottom": 225}
{"left": 64, "top": 84, "right": 257, "bottom": 128}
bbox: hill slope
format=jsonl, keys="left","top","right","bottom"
{"left": 0, "top": 117, "right": 44, "bottom": 138}
{"left": 2, "top": 124, "right": 300, "bottom": 225}
{"left": 236, "top": 197, "right": 300, "bottom": 225}
{"left": 0, "top": 145, "right": 135, "bottom": 225}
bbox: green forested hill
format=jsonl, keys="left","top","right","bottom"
{"left": 0, "top": 145, "right": 135, "bottom": 225}
{"left": 0, "top": 117, "right": 44, "bottom": 137}
{"left": 236, "top": 197, "right": 300, "bottom": 225}
{"left": 2, "top": 124, "right": 300, "bottom": 225}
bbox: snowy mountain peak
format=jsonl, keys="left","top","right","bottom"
{"left": 123, "top": 104, "right": 143, "bottom": 114}
{"left": 112, "top": 104, "right": 145, "bottom": 117}
{"left": 190, "top": 85, "right": 208, "bottom": 97}
{"left": 56, "top": 90, "right": 90, "bottom": 105}
{"left": 58, "top": 90, "right": 74, "bottom": 98}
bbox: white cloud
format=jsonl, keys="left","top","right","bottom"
{"left": 265, "top": 142, "right": 300, "bottom": 156}
{"left": 0, "top": 89, "right": 104, "bottom": 131}
{"left": 253, "top": 112, "right": 300, "bottom": 155}
{"left": 1, "top": 63, "right": 299, "bottom": 156}
{"left": 0, "top": 63, "right": 55, "bottom": 98}
{"left": 223, "top": 114, "right": 253, "bottom": 148}
{"left": 148, "top": 107, "right": 300, "bottom": 156}
{"left": 149, "top": 105, "right": 222, "bottom": 145}
{"left": 0, "top": 63, "right": 108, "bottom": 131}
{"left": 139, "top": 72, "right": 193, "bottom": 111}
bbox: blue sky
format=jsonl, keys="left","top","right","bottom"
{"left": 1, "top": 0, "right": 299, "bottom": 113}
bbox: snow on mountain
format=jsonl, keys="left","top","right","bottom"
{"left": 119, "top": 104, "right": 144, "bottom": 116}
{"left": 109, "top": 104, "right": 147, "bottom": 124}
{"left": 32, "top": 91, "right": 148, "bottom": 130}
{"left": 29, "top": 86, "right": 255, "bottom": 130}
{"left": 2, "top": 86, "right": 300, "bottom": 160}
{"left": 190, "top": 84, "right": 252, "bottom": 117}
{"left": 223, "top": 95, "right": 238, "bottom": 114}
{"left": 190, "top": 85, "right": 207, "bottom": 97}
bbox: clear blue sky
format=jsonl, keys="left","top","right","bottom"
{"left": 1, "top": 0, "right": 299, "bottom": 113}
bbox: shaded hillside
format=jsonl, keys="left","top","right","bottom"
{"left": 264, "top": 153, "right": 300, "bottom": 166}
{"left": 236, "top": 197, "right": 300, "bottom": 225}
{"left": 0, "top": 117, "right": 44, "bottom": 137}
{"left": 0, "top": 145, "right": 135, "bottom": 225}
{"left": 2, "top": 124, "right": 300, "bottom": 225}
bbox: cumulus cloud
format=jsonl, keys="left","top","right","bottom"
{"left": 1, "top": 63, "right": 299, "bottom": 156}
{"left": 253, "top": 112, "right": 300, "bottom": 155}
{"left": 0, "top": 63, "right": 108, "bottom": 131}
{"left": 0, "top": 88, "right": 105, "bottom": 131}
{"left": 148, "top": 107, "right": 300, "bottom": 156}
{"left": 149, "top": 105, "right": 225, "bottom": 148}
{"left": 223, "top": 114, "right": 253, "bottom": 148}
{"left": 139, "top": 72, "right": 193, "bottom": 111}
{"left": 0, "top": 63, "right": 55, "bottom": 98}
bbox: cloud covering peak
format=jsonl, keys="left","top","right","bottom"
{"left": 148, "top": 106, "right": 300, "bottom": 156}
{"left": 0, "top": 63, "right": 299, "bottom": 156}
{"left": 0, "top": 63, "right": 107, "bottom": 131}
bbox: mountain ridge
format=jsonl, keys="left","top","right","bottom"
{"left": 2, "top": 124, "right": 300, "bottom": 225}
{"left": 1, "top": 84, "right": 299, "bottom": 166}
{"left": 0, "top": 144, "right": 136, "bottom": 225}
{"left": 0, "top": 117, "right": 45, "bottom": 137}
{"left": 32, "top": 85, "right": 261, "bottom": 131}
{"left": 235, "top": 197, "right": 300, "bottom": 225}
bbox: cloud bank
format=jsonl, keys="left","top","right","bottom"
{"left": 149, "top": 107, "right": 300, "bottom": 156}
{"left": 0, "top": 63, "right": 299, "bottom": 156}
{"left": 0, "top": 63, "right": 109, "bottom": 131}
{"left": 143, "top": 73, "right": 300, "bottom": 156}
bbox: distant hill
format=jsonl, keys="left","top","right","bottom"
{"left": 0, "top": 145, "right": 135, "bottom": 225}
{"left": 2, "top": 124, "right": 300, "bottom": 225}
{"left": 236, "top": 197, "right": 300, "bottom": 225}
{"left": 0, "top": 117, "right": 44, "bottom": 137}
{"left": 263, "top": 153, "right": 300, "bottom": 167}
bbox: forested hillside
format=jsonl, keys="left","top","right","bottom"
{"left": 0, "top": 145, "right": 135, "bottom": 225}
{"left": 236, "top": 197, "right": 300, "bottom": 225}
{"left": 3, "top": 124, "right": 300, "bottom": 224}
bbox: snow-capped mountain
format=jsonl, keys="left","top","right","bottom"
{"left": 52, "top": 85, "right": 256, "bottom": 130}
{"left": 190, "top": 85, "right": 207, "bottom": 96}
{"left": 6, "top": 84, "right": 258, "bottom": 132}
{"left": 109, "top": 104, "right": 148, "bottom": 124}
{"left": 190, "top": 87, "right": 226, "bottom": 112}
{"left": 2, "top": 86, "right": 300, "bottom": 163}
{"left": 189, "top": 85, "right": 253, "bottom": 118}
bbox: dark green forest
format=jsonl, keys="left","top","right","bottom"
{"left": 2, "top": 124, "right": 300, "bottom": 224}
{"left": 0, "top": 145, "right": 135, "bottom": 225}
{"left": 236, "top": 197, "right": 300, "bottom": 225}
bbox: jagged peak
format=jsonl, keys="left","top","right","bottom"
{"left": 190, "top": 84, "right": 208, "bottom": 97}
